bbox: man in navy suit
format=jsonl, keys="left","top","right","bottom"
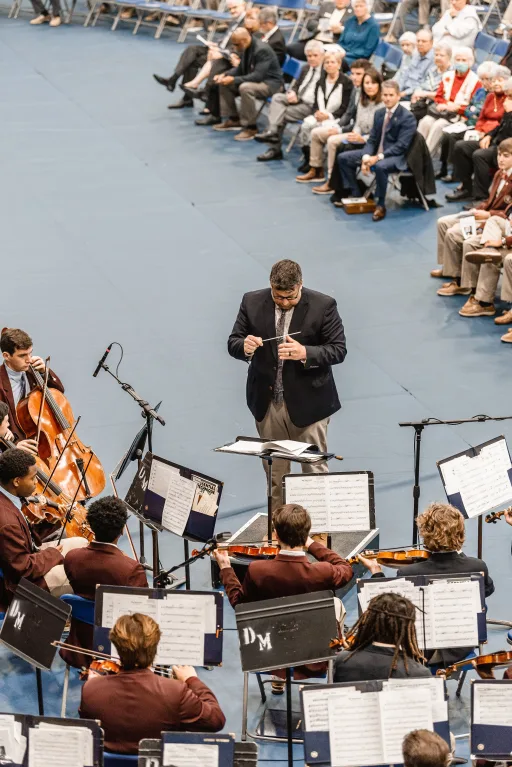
{"left": 338, "top": 80, "right": 417, "bottom": 221}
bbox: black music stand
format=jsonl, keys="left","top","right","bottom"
{"left": 138, "top": 738, "right": 258, "bottom": 767}
{"left": 235, "top": 590, "right": 338, "bottom": 767}
{"left": 0, "top": 579, "right": 70, "bottom": 715}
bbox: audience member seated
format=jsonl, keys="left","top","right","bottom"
{"left": 410, "top": 43, "right": 452, "bottom": 123}
{"left": 256, "top": 8, "right": 287, "bottom": 66}
{"left": 337, "top": 80, "right": 417, "bottom": 221}
{"left": 152, "top": 0, "right": 246, "bottom": 110}
{"left": 417, "top": 47, "right": 480, "bottom": 155}
{"left": 313, "top": 65, "right": 382, "bottom": 196}
{"left": 403, "top": 730, "right": 451, "bottom": 767}
{"left": 254, "top": 40, "right": 325, "bottom": 162}
{"left": 338, "top": 0, "right": 380, "bottom": 66}
{"left": 59, "top": 496, "right": 148, "bottom": 669}
{"left": 432, "top": 0, "right": 481, "bottom": 50}
{"left": 438, "top": 63, "right": 509, "bottom": 181}
{"left": 432, "top": 139, "right": 512, "bottom": 293}
{"left": 287, "top": 0, "right": 353, "bottom": 61}
{"left": 333, "top": 592, "right": 431, "bottom": 682}
{"left": 459, "top": 219, "right": 512, "bottom": 343}
{"left": 295, "top": 50, "right": 353, "bottom": 181}
{"left": 80, "top": 613, "right": 225, "bottom": 754}
{"left": 395, "top": 30, "right": 435, "bottom": 101}
{"left": 29, "top": 0, "right": 61, "bottom": 27}
{"left": 446, "top": 77, "right": 512, "bottom": 203}
{"left": 393, "top": 32, "right": 417, "bottom": 84}
{"left": 211, "top": 28, "right": 284, "bottom": 140}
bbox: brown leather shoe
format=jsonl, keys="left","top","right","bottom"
{"left": 459, "top": 297, "right": 496, "bottom": 317}
{"left": 234, "top": 128, "right": 257, "bottom": 141}
{"left": 430, "top": 268, "right": 443, "bottom": 278}
{"left": 495, "top": 309, "right": 512, "bottom": 325}
{"left": 213, "top": 119, "right": 241, "bottom": 132}
{"left": 465, "top": 248, "right": 503, "bottom": 266}
{"left": 437, "top": 282, "right": 472, "bottom": 296}
{"left": 501, "top": 328, "right": 512, "bottom": 343}
{"left": 296, "top": 168, "right": 326, "bottom": 183}
{"left": 312, "top": 182, "right": 332, "bottom": 195}
{"left": 372, "top": 206, "right": 386, "bottom": 221}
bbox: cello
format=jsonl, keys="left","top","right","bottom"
{"left": 16, "top": 363, "right": 106, "bottom": 503}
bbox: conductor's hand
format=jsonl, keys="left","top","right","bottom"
{"left": 212, "top": 549, "right": 231, "bottom": 569}
{"left": 504, "top": 507, "right": 512, "bottom": 527}
{"left": 29, "top": 355, "right": 46, "bottom": 373}
{"left": 278, "top": 335, "right": 306, "bottom": 361}
{"left": 172, "top": 665, "right": 197, "bottom": 682}
{"left": 244, "top": 335, "right": 263, "bottom": 356}
{"left": 17, "top": 439, "right": 38, "bottom": 456}
{"left": 358, "top": 553, "right": 382, "bottom": 575}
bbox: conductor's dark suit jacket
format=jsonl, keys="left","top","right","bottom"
{"left": 61, "top": 542, "right": 148, "bottom": 669}
{"left": 0, "top": 363, "right": 65, "bottom": 442}
{"left": 228, "top": 287, "right": 347, "bottom": 427}
{"left": 0, "top": 490, "right": 63, "bottom": 607}
{"left": 80, "top": 668, "right": 226, "bottom": 754}
{"left": 372, "top": 551, "right": 494, "bottom": 665}
{"left": 334, "top": 644, "right": 431, "bottom": 682}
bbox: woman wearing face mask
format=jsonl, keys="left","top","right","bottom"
{"left": 417, "top": 47, "right": 481, "bottom": 156}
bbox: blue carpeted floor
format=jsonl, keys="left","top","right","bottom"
{"left": 0, "top": 11, "right": 511, "bottom": 763}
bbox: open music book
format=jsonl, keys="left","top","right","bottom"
{"left": 29, "top": 722, "right": 93, "bottom": 767}
{"left": 216, "top": 438, "right": 324, "bottom": 462}
{"left": 471, "top": 680, "right": 512, "bottom": 759}
{"left": 0, "top": 715, "right": 26, "bottom": 764}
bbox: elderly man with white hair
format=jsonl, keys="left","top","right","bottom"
{"left": 432, "top": 0, "right": 481, "bottom": 50}
{"left": 337, "top": 0, "right": 380, "bottom": 65}
{"left": 395, "top": 30, "right": 435, "bottom": 100}
{"left": 417, "top": 47, "right": 480, "bottom": 154}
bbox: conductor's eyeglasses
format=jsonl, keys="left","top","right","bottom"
{"left": 271, "top": 288, "right": 301, "bottom": 304}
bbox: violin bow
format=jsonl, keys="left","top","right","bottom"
{"left": 57, "top": 451, "right": 93, "bottom": 545}
{"left": 40, "top": 415, "right": 81, "bottom": 495}
{"left": 35, "top": 356, "right": 51, "bottom": 448}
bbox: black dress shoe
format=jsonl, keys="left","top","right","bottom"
{"left": 435, "top": 169, "right": 447, "bottom": 180}
{"left": 254, "top": 130, "right": 280, "bottom": 144}
{"left": 153, "top": 73, "right": 170, "bottom": 87}
{"left": 445, "top": 187, "right": 472, "bottom": 202}
{"left": 441, "top": 174, "right": 455, "bottom": 183}
{"left": 297, "top": 161, "right": 310, "bottom": 173}
{"left": 257, "top": 147, "right": 284, "bottom": 162}
{"left": 195, "top": 114, "right": 221, "bottom": 126}
{"left": 167, "top": 98, "right": 193, "bottom": 109}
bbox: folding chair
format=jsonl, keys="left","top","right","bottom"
{"left": 383, "top": 43, "right": 403, "bottom": 75}
{"left": 371, "top": 39, "right": 390, "bottom": 71}
{"left": 254, "top": 0, "right": 308, "bottom": 43}
{"left": 9, "top": 0, "right": 72, "bottom": 21}
{"left": 59, "top": 594, "right": 95, "bottom": 717}
{"left": 255, "top": 55, "right": 304, "bottom": 121}
{"left": 491, "top": 37, "right": 509, "bottom": 61}
{"left": 178, "top": 0, "right": 230, "bottom": 42}
{"left": 474, "top": 31, "right": 498, "bottom": 65}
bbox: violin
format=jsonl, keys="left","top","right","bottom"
{"left": 438, "top": 650, "right": 512, "bottom": 680}
{"left": 348, "top": 548, "right": 431, "bottom": 567}
{"left": 79, "top": 659, "right": 121, "bottom": 681}
{"left": 485, "top": 506, "right": 512, "bottom": 524}
{"left": 192, "top": 542, "right": 281, "bottom": 559}
{"left": 16, "top": 364, "right": 106, "bottom": 503}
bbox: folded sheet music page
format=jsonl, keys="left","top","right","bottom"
{"left": 29, "top": 724, "right": 93, "bottom": 767}
{"left": 303, "top": 687, "right": 350, "bottom": 731}
{"left": 328, "top": 690, "right": 383, "bottom": 767}
{"left": 439, "top": 438, "right": 512, "bottom": 518}
{"left": 284, "top": 473, "right": 371, "bottom": 532}
{"left": 161, "top": 473, "right": 196, "bottom": 536}
{"left": 0, "top": 715, "right": 26, "bottom": 764}
{"left": 474, "top": 683, "right": 512, "bottom": 726}
{"left": 163, "top": 743, "right": 219, "bottom": 767}
{"left": 379, "top": 687, "right": 434, "bottom": 763}
{"left": 384, "top": 677, "right": 447, "bottom": 723}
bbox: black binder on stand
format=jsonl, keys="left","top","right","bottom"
{"left": 470, "top": 679, "right": 512, "bottom": 760}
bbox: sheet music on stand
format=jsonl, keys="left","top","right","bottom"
{"left": 357, "top": 573, "right": 486, "bottom": 651}
{"left": 94, "top": 586, "right": 223, "bottom": 667}
{"left": 0, "top": 713, "right": 102, "bottom": 767}
{"left": 437, "top": 436, "right": 512, "bottom": 519}
{"left": 283, "top": 471, "right": 374, "bottom": 533}
{"left": 214, "top": 436, "right": 333, "bottom": 464}
{"left": 161, "top": 732, "right": 235, "bottom": 767}
{"left": 471, "top": 680, "right": 512, "bottom": 760}
{"left": 301, "top": 678, "right": 449, "bottom": 766}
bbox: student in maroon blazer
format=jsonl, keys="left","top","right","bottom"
{"left": 61, "top": 496, "right": 148, "bottom": 669}
{"left": 213, "top": 503, "right": 353, "bottom": 684}
{"left": 80, "top": 613, "right": 226, "bottom": 754}
{"left": 0, "top": 449, "right": 64, "bottom": 608}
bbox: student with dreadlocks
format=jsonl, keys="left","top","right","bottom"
{"left": 333, "top": 592, "right": 430, "bottom": 682}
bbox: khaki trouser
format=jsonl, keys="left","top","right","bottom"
{"left": 437, "top": 213, "right": 481, "bottom": 276}
{"left": 256, "top": 400, "right": 329, "bottom": 511}
{"left": 219, "top": 81, "right": 272, "bottom": 126}
{"left": 418, "top": 115, "right": 450, "bottom": 155}
{"left": 267, "top": 93, "right": 312, "bottom": 133}
{"left": 461, "top": 216, "right": 512, "bottom": 303}
{"left": 310, "top": 127, "right": 344, "bottom": 174}
{"left": 43, "top": 536, "right": 89, "bottom": 597}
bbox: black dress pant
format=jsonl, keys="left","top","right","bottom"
{"left": 329, "top": 141, "right": 367, "bottom": 200}
{"left": 452, "top": 140, "right": 498, "bottom": 199}
{"left": 173, "top": 45, "right": 208, "bottom": 82}
{"left": 205, "top": 58, "right": 232, "bottom": 117}
{"left": 440, "top": 131, "right": 468, "bottom": 171}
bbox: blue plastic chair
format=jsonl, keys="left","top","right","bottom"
{"left": 474, "top": 31, "right": 498, "bottom": 65}
{"left": 282, "top": 55, "right": 305, "bottom": 81}
{"left": 59, "top": 594, "right": 95, "bottom": 717}
{"left": 372, "top": 39, "right": 390, "bottom": 71}
{"left": 507, "top": 630, "right": 512, "bottom": 646}
{"left": 492, "top": 38, "right": 509, "bottom": 61}
{"left": 103, "top": 753, "right": 139, "bottom": 765}
{"left": 383, "top": 44, "right": 403, "bottom": 73}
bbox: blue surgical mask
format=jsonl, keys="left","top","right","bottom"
{"left": 455, "top": 62, "right": 469, "bottom": 74}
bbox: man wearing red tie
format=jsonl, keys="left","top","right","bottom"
{"left": 337, "top": 80, "right": 416, "bottom": 221}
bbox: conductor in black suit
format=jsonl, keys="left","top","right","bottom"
{"left": 228, "top": 259, "right": 347, "bottom": 509}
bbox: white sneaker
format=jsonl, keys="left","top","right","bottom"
{"left": 49, "top": 14, "right": 62, "bottom": 25}
{"left": 30, "top": 13, "right": 50, "bottom": 23}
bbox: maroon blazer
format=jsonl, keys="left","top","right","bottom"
{"left": 0, "top": 364, "right": 64, "bottom": 441}
{"left": 79, "top": 668, "right": 226, "bottom": 754}
{"left": 61, "top": 542, "right": 148, "bottom": 668}
{"left": 477, "top": 171, "right": 512, "bottom": 216}
{"left": 0, "top": 490, "right": 63, "bottom": 607}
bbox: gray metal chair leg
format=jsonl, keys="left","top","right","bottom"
{"left": 455, "top": 670, "right": 467, "bottom": 698}
{"left": 61, "top": 664, "right": 70, "bottom": 717}
{"left": 241, "top": 672, "right": 249, "bottom": 742}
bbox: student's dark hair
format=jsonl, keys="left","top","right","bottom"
{"left": 361, "top": 67, "right": 383, "bottom": 106}
{"left": 0, "top": 448, "right": 36, "bottom": 484}
{"left": 351, "top": 58, "right": 372, "bottom": 71}
{"left": 86, "top": 496, "right": 129, "bottom": 543}
{"left": 344, "top": 592, "right": 425, "bottom": 675}
{"left": 0, "top": 402, "right": 9, "bottom": 422}
{"left": 403, "top": 730, "right": 450, "bottom": 767}
{"left": 273, "top": 504, "right": 311, "bottom": 547}
{"left": 498, "top": 137, "right": 512, "bottom": 154}
{"left": 0, "top": 328, "right": 33, "bottom": 355}
{"left": 269, "top": 260, "right": 303, "bottom": 291}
